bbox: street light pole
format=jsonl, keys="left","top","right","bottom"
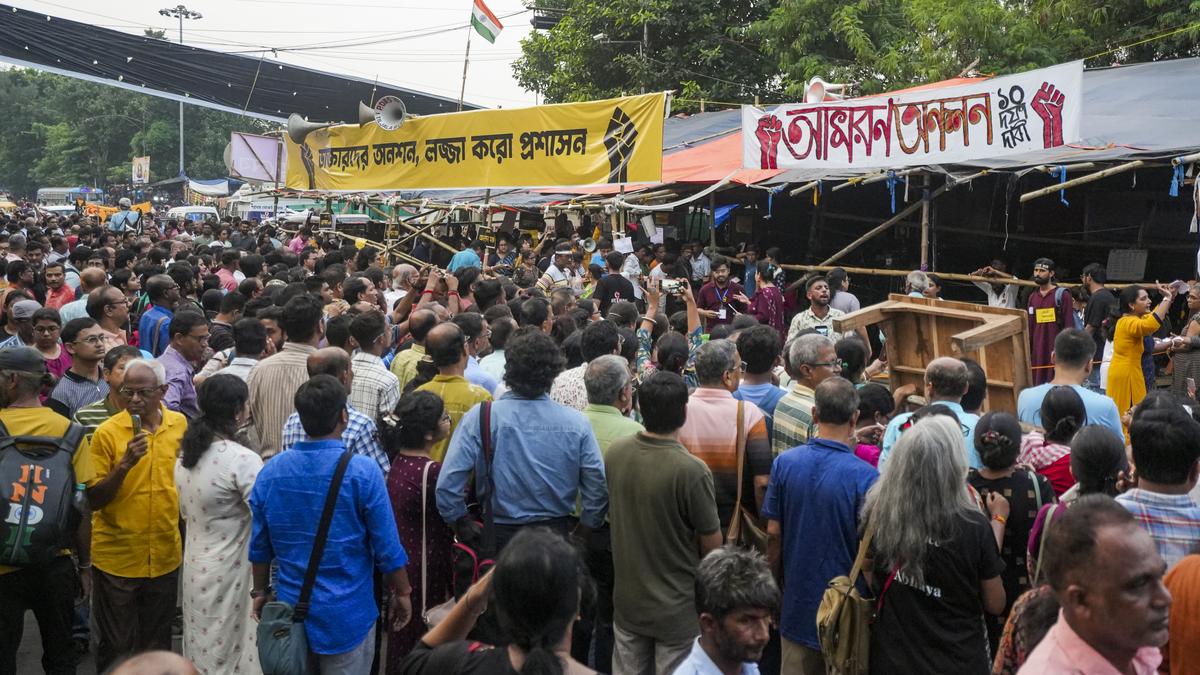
{"left": 158, "top": 5, "right": 202, "bottom": 177}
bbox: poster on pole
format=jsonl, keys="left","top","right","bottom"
{"left": 132, "top": 156, "right": 150, "bottom": 184}
{"left": 284, "top": 92, "right": 665, "bottom": 191}
{"left": 228, "top": 132, "right": 284, "bottom": 183}
{"left": 743, "top": 61, "right": 1083, "bottom": 170}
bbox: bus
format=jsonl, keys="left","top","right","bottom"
{"left": 36, "top": 186, "right": 104, "bottom": 206}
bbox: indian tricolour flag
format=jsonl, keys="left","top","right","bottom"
{"left": 470, "top": 0, "right": 503, "bottom": 43}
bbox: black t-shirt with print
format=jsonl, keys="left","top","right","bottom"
{"left": 400, "top": 640, "right": 515, "bottom": 675}
{"left": 868, "top": 509, "right": 1005, "bottom": 675}
{"left": 595, "top": 273, "right": 636, "bottom": 315}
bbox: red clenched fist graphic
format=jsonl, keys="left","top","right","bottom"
{"left": 1031, "top": 83, "right": 1065, "bottom": 148}
{"left": 755, "top": 115, "right": 783, "bottom": 169}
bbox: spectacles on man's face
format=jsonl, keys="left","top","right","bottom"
{"left": 810, "top": 359, "right": 848, "bottom": 371}
{"left": 188, "top": 332, "right": 210, "bottom": 343}
{"left": 74, "top": 334, "right": 105, "bottom": 346}
{"left": 120, "top": 386, "right": 162, "bottom": 399}
{"left": 33, "top": 325, "right": 60, "bottom": 334}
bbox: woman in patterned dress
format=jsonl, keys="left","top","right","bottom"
{"left": 174, "top": 374, "right": 263, "bottom": 674}
{"left": 381, "top": 390, "right": 454, "bottom": 672}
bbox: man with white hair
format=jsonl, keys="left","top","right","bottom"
{"left": 108, "top": 198, "right": 143, "bottom": 235}
{"left": 84, "top": 358, "right": 187, "bottom": 671}
{"left": 383, "top": 263, "right": 417, "bottom": 311}
{"left": 878, "top": 356, "right": 980, "bottom": 468}
{"left": 905, "top": 270, "right": 931, "bottom": 297}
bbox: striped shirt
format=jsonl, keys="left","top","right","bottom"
{"left": 677, "top": 387, "right": 773, "bottom": 531}
{"left": 349, "top": 352, "right": 401, "bottom": 422}
{"left": 246, "top": 342, "right": 318, "bottom": 457}
{"left": 1117, "top": 489, "right": 1200, "bottom": 570}
{"left": 772, "top": 383, "right": 816, "bottom": 456}
{"left": 74, "top": 396, "right": 121, "bottom": 440}
{"left": 47, "top": 369, "right": 109, "bottom": 420}
{"left": 281, "top": 403, "right": 389, "bottom": 475}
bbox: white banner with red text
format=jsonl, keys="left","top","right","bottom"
{"left": 743, "top": 61, "right": 1083, "bottom": 170}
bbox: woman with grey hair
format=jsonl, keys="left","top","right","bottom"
{"left": 863, "top": 415, "right": 1007, "bottom": 675}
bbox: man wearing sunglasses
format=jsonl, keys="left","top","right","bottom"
{"left": 878, "top": 357, "right": 981, "bottom": 470}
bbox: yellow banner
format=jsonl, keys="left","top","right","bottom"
{"left": 85, "top": 202, "right": 152, "bottom": 221}
{"left": 284, "top": 92, "right": 665, "bottom": 191}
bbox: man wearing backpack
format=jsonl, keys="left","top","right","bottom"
{"left": 1028, "top": 258, "right": 1073, "bottom": 386}
{"left": 0, "top": 347, "right": 95, "bottom": 674}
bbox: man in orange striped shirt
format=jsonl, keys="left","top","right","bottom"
{"left": 677, "top": 339, "right": 773, "bottom": 532}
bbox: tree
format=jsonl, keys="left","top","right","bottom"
{"left": 0, "top": 68, "right": 274, "bottom": 198}
{"left": 513, "top": 0, "right": 782, "bottom": 107}
{"left": 753, "top": 0, "right": 1200, "bottom": 97}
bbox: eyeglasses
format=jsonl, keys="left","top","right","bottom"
{"left": 33, "top": 325, "right": 60, "bottom": 334}
{"left": 74, "top": 335, "right": 105, "bottom": 345}
{"left": 189, "top": 333, "right": 210, "bottom": 342}
{"left": 810, "top": 359, "right": 848, "bottom": 370}
{"left": 440, "top": 413, "right": 451, "bottom": 423}
{"left": 119, "top": 386, "right": 161, "bottom": 399}
{"left": 726, "top": 362, "right": 747, "bottom": 374}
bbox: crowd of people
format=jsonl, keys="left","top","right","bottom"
{"left": 0, "top": 205, "right": 1197, "bottom": 675}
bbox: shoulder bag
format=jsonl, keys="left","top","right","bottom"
{"left": 816, "top": 520, "right": 894, "bottom": 675}
{"left": 258, "top": 450, "right": 352, "bottom": 675}
{"left": 725, "top": 401, "right": 768, "bottom": 553}
{"left": 421, "top": 459, "right": 456, "bottom": 628}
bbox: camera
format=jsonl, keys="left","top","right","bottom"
{"left": 661, "top": 279, "right": 684, "bottom": 294}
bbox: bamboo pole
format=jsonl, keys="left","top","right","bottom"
{"left": 819, "top": 182, "right": 952, "bottom": 266}
{"left": 1019, "top": 160, "right": 1146, "bottom": 203}
{"left": 833, "top": 168, "right": 920, "bottom": 192}
{"left": 788, "top": 180, "right": 820, "bottom": 197}
{"left": 1031, "top": 162, "right": 1096, "bottom": 173}
{"left": 777, "top": 263, "right": 1157, "bottom": 289}
{"left": 1173, "top": 151, "right": 1200, "bottom": 166}
{"left": 919, "top": 173, "right": 931, "bottom": 269}
{"left": 395, "top": 218, "right": 459, "bottom": 255}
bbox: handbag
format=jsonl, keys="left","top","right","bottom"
{"left": 816, "top": 520, "right": 893, "bottom": 675}
{"left": 258, "top": 451, "right": 352, "bottom": 675}
{"left": 725, "top": 401, "right": 768, "bottom": 553}
{"left": 420, "top": 459, "right": 455, "bottom": 628}
{"left": 428, "top": 402, "right": 497, "bottom": 627}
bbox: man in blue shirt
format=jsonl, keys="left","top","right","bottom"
{"left": 250, "top": 375, "right": 412, "bottom": 673}
{"left": 879, "top": 357, "right": 981, "bottom": 469}
{"left": 437, "top": 327, "right": 608, "bottom": 551}
{"left": 733, "top": 325, "right": 787, "bottom": 439}
{"left": 1017, "top": 328, "right": 1125, "bottom": 442}
{"left": 107, "top": 198, "right": 142, "bottom": 234}
{"left": 137, "top": 274, "right": 179, "bottom": 357}
{"left": 763, "top": 377, "right": 878, "bottom": 675}
{"left": 446, "top": 240, "right": 484, "bottom": 273}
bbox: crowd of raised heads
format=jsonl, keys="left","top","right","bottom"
{"left": 0, "top": 207, "right": 1197, "bottom": 675}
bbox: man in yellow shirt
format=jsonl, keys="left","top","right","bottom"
{"left": 417, "top": 322, "right": 491, "bottom": 461}
{"left": 0, "top": 348, "right": 95, "bottom": 673}
{"left": 85, "top": 358, "right": 187, "bottom": 672}
{"left": 390, "top": 308, "right": 437, "bottom": 392}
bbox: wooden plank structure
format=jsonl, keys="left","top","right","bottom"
{"left": 833, "top": 294, "right": 1030, "bottom": 413}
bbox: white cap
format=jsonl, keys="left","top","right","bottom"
{"left": 119, "top": 198, "right": 132, "bottom": 208}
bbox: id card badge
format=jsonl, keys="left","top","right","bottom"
{"left": 1035, "top": 307, "right": 1056, "bottom": 324}
{"left": 718, "top": 308, "right": 728, "bottom": 320}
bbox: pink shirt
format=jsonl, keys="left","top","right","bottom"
{"left": 1018, "top": 611, "right": 1162, "bottom": 675}
{"left": 216, "top": 267, "right": 237, "bottom": 293}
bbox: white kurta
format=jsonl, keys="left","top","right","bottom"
{"left": 175, "top": 440, "right": 263, "bottom": 674}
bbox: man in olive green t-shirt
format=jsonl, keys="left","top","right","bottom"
{"left": 605, "top": 370, "right": 722, "bottom": 675}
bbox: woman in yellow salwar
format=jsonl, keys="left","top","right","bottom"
{"left": 1107, "top": 282, "right": 1177, "bottom": 418}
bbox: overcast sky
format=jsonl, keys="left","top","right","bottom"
{"left": 14, "top": 0, "right": 539, "bottom": 109}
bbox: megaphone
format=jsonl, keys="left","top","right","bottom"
{"left": 287, "top": 113, "right": 336, "bottom": 145}
{"left": 357, "top": 95, "right": 408, "bottom": 131}
{"left": 804, "top": 77, "right": 848, "bottom": 104}
{"left": 579, "top": 238, "right": 597, "bottom": 253}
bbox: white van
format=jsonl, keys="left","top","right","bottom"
{"left": 166, "top": 206, "right": 220, "bottom": 223}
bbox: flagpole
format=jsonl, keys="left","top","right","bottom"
{"left": 458, "top": 23, "right": 472, "bottom": 112}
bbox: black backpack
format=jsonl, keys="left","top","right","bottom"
{"left": 0, "top": 418, "right": 85, "bottom": 566}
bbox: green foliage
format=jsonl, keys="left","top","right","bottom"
{"left": 0, "top": 68, "right": 273, "bottom": 198}
{"left": 753, "top": 0, "right": 1200, "bottom": 97}
{"left": 513, "top": 0, "right": 782, "bottom": 108}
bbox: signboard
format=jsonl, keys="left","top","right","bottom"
{"left": 132, "top": 156, "right": 150, "bottom": 184}
{"left": 743, "top": 62, "right": 1083, "bottom": 170}
{"left": 284, "top": 92, "right": 665, "bottom": 191}
{"left": 228, "top": 132, "right": 284, "bottom": 183}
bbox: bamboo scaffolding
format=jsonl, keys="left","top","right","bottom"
{"left": 1019, "top": 160, "right": 1146, "bottom": 203}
